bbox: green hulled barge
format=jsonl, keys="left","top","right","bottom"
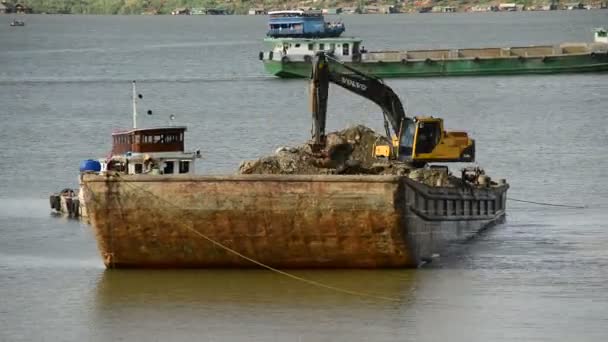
{"left": 260, "top": 28, "right": 608, "bottom": 78}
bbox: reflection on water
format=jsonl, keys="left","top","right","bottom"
{"left": 95, "top": 269, "right": 419, "bottom": 307}
{"left": 92, "top": 269, "right": 419, "bottom": 341}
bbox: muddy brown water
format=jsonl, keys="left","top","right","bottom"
{"left": 1, "top": 12, "right": 607, "bottom": 341}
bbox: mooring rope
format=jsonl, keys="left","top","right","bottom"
{"left": 507, "top": 197, "right": 586, "bottom": 209}
{"left": 106, "top": 173, "right": 401, "bottom": 303}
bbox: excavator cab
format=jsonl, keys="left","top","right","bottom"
{"left": 374, "top": 117, "right": 475, "bottom": 163}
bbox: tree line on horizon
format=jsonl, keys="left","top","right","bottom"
{"left": 3, "top": 0, "right": 589, "bottom": 15}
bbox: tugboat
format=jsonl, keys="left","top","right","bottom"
{"left": 50, "top": 81, "right": 201, "bottom": 218}
{"left": 266, "top": 10, "right": 344, "bottom": 38}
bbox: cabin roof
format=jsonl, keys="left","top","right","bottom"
{"left": 268, "top": 10, "right": 305, "bottom": 15}
{"left": 112, "top": 126, "right": 187, "bottom": 136}
{"left": 264, "top": 37, "right": 362, "bottom": 43}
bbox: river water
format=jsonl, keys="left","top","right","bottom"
{"left": 1, "top": 11, "right": 607, "bottom": 341}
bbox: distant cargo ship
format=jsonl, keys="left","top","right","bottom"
{"left": 259, "top": 27, "right": 608, "bottom": 78}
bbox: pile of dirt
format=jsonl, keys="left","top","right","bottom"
{"left": 237, "top": 125, "right": 459, "bottom": 187}
{"left": 238, "top": 125, "right": 390, "bottom": 175}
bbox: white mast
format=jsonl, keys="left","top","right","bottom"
{"left": 132, "top": 80, "right": 137, "bottom": 129}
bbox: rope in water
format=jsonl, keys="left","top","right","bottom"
{"left": 507, "top": 197, "right": 586, "bottom": 209}
{"left": 107, "top": 173, "right": 401, "bottom": 303}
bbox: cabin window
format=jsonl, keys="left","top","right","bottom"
{"left": 415, "top": 121, "right": 441, "bottom": 154}
{"left": 295, "top": 44, "right": 301, "bottom": 48}
{"left": 330, "top": 43, "right": 335, "bottom": 51}
{"left": 319, "top": 43, "right": 325, "bottom": 50}
{"left": 179, "top": 161, "right": 190, "bottom": 174}
{"left": 343, "top": 43, "right": 349, "bottom": 56}
{"left": 134, "top": 164, "right": 143, "bottom": 174}
{"left": 163, "top": 161, "right": 175, "bottom": 174}
{"left": 308, "top": 43, "right": 314, "bottom": 51}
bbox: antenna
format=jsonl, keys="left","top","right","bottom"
{"left": 132, "top": 81, "right": 137, "bottom": 128}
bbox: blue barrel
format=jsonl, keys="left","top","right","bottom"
{"left": 79, "top": 159, "right": 101, "bottom": 173}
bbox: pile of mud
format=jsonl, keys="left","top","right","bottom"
{"left": 237, "top": 125, "right": 459, "bottom": 187}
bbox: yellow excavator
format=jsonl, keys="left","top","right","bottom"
{"left": 309, "top": 52, "right": 475, "bottom": 166}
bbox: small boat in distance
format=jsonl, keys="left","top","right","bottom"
{"left": 260, "top": 28, "right": 608, "bottom": 78}
{"left": 10, "top": 19, "right": 25, "bottom": 27}
{"left": 267, "top": 10, "right": 344, "bottom": 38}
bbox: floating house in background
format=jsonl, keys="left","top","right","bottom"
{"left": 432, "top": 6, "right": 457, "bottom": 12}
{"left": 191, "top": 7, "right": 206, "bottom": 15}
{"left": 563, "top": 2, "right": 585, "bottom": 9}
{"left": 248, "top": 8, "right": 267, "bottom": 15}
{"left": 498, "top": 3, "right": 516, "bottom": 11}
{"left": 468, "top": 5, "right": 490, "bottom": 12}
{"left": 0, "top": 3, "right": 9, "bottom": 14}
{"left": 322, "top": 8, "right": 342, "bottom": 14}
{"left": 171, "top": 7, "right": 190, "bottom": 15}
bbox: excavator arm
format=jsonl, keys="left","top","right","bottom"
{"left": 310, "top": 52, "right": 414, "bottom": 156}
{"left": 309, "top": 51, "right": 475, "bottom": 164}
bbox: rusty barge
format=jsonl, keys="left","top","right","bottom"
{"left": 75, "top": 66, "right": 508, "bottom": 269}
{"left": 81, "top": 172, "right": 507, "bottom": 268}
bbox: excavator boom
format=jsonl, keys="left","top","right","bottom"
{"left": 310, "top": 52, "right": 413, "bottom": 152}
{"left": 309, "top": 51, "right": 474, "bottom": 164}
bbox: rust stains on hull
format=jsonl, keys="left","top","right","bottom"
{"left": 83, "top": 174, "right": 417, "bottom": 268}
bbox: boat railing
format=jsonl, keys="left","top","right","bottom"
{"left": 402, "top": 178, "right": 508, "bottom": 222}
{"left": 267, "top": 28, "right": 304, "bottom": 36}
{"left": 361, "top": 45, "right": 594, "bottom": 62}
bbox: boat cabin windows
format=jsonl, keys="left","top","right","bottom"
{"left": 140, "top": 133, "right": 182, "bottom": 144}
{"left": 179, "top": 161, "right": 190, "bottom": 174}
{"left": 319, "top": 43, "right": 325, "bottom": 50}
{"left": 163, "top": 161, "right": 175, "bottom": 174}
{"left": 134, "top": 163, "right": 143, "bottom": 174}
{"left": 343, "top": 43, "right": 349, "bottom": 56}
{"left": 415, "top": 121, "right": 441, "bottom": 154}
{"left": 269, "top": 23, "right": 303, "bottom": 34}
{"left": 112, "top": 127, "right": 187, "bottom": 155}
{"left": 308, "top": 43, "right": 314, "bottom": 51}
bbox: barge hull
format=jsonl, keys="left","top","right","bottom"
{"left": 264, "top": 53, "right": 608, "bottom": 78}
{"left": 81, "top": 174, "right": 507, "bottom": 269}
